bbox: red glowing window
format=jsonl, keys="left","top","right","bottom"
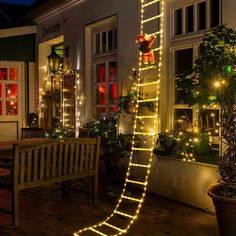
{"left": 109, "top": 84, "right": 117, "bottom": 104}
{"left": 6, "top": 101, "right": 18, "bottom": 116}
{"left": 0, "top": 68, "right": 7, "bottom": 80}
{"left": 5, "top": 84, "right": 18, "bottom": 99}
{"left": 97, "top": 85, "right": 106, "bottom": 105}
{"left": 9, "top": 68, "right": 18, "bottom": 81}
{"left": 0, "top": 84, "right": 2, "bottom": 98}
{"left": 96, "top": 64, "right": 105, "bottom": 82}
{"left": 109, "top": 62, "right": 116, "bottom": 82}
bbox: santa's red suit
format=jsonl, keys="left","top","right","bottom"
{"left": 136, "top": 33, "right": 156, "bottom": 65}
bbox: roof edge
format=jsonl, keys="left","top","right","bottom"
{"left": 0, "top": 25, "right": 37, "bottom": 38}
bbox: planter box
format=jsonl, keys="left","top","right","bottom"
{"left": 147, "top": 156, "right": 219, "bottom": 212}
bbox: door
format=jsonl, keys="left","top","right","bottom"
{"left": 0, "top": 61, "right": 25, "bottom": 140}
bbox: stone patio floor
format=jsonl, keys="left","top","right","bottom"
{"left": 0, "top": 177, "right": 219, "bottom": 236}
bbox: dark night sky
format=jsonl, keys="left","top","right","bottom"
{"left": 0, "top": 0, "right": 36, "bottom": 5}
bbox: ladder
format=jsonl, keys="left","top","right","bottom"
{"left": 74, "top": 0, "right": 164, "bottom": 235}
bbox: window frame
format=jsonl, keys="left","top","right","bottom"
{"left": 91, "top": 18, "right": 118, "bottom": 120}
{"left": 171, "top": 43, "right": 220, "bottom": 136}
{"left": 171, "top": 0, "right": 221, "bottom": 39}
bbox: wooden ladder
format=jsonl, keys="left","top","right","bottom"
{"left": 74, "top": 0, "right": 164, "bottom": 235}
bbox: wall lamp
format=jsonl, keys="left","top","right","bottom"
{"left": 47, "top": 46, "right": 69, "bottom": 74}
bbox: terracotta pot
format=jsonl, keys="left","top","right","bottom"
{"left": 208, "top": 184, "right": 236, "bottom": 236}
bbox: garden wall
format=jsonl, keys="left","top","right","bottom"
{"left": 148, "top": 156, "right": 219, "bottom": 212}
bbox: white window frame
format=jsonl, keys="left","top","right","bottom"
{"left": 171, "top": 0, "right": 221, "bottom": 39}
{"left": 171, "top": 44, "right": 196, "bottom": 129}
{"left": 85, "top": 16, "right": 117, "bottom": 121}
{"left": 171, "top": 43, "right": 220, "bottom": 134}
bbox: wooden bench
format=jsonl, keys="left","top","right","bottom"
{"left": 0, "top": 136, "right": 101, "bottom": 226}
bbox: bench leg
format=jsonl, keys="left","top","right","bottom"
{"left": 12, "top": 188, "right": 19, "bottom": 226}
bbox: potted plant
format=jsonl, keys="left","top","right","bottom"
{"left": 83, "top": 118, "right": 128, "bottom": 176}
{"left": 153, "top": 131, "right": 177, "bottom": 156}
{"left": 177, "top": 25, "right": 236, "bottom": 236}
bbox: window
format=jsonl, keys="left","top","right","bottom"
{"left": 173, "top": 48, "right": 193, "bottom": 130}
{"left": 198, "top": 109, "right": 219, "bottom": 134}
{"left": 186, "top": 5, "right": 194, "bottom": 33}
{"left": 95, "top": 28, "right": 117, "bottom": 54}
{"left": 93, "top": 25, "right": 117, "bottom": 120}
{"left": 0, "top": 67, "right": 19, "bottom": 116}
{"left": 210, "top": 0, "right": 220, "bottom": 27}
{"left": 174, "top": 109, "right": 193, "bottom": 130}
{"left": 173, "top": 0, "right": 220, "bottom": 37}
{"left": 174, "top": 8, "right": 182, "bottom": 35}
{"left": 175, "top": 48, "right": 193, "bottom": 104}
{"left": 173, "top": 45, "right": 220, "bottom": 138}
{"left": 198, "top": 2, "right": 206, "bottom": 30}
{"left": 95, "top": 61, "right": 117, "bottom": 119}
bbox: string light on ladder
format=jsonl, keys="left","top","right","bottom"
{"left": 74, "top": 1, "right": 164, "bottom": 235}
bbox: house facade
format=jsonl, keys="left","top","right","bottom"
{"left": 0, "top": 0, "right": 229, "bottom": 140}
{"left": 1, "top": 0, "right": 235, "bottom": 210}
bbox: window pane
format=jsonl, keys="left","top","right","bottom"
{"left": 96, "top": 33, "right": 100, "bottom": 53}
{"left": 9, "top": 68, "right": 18, "bottom": 80}
{"left": 175, "top": 48, "right": 193, "bottom": 75}
{"left": 0, "top": 101, "right": 2, "bottom": 115}
{"left": 199, "top": 109, "right": 219, "bottom": 134}
{"left": 0, "top": 68, "right": 7, "bottom": 80}
{"left": 198, "top": 2, "right": 206, "bottom": 30}
{"left": 174, "top": 109, "right": 193, "bottom": 131}
{"left": 109, "top": 61, "right": 117, "bottom": 82}
{"left": 0, "top": 84, "right": 2, "bottom": 98}
{"left": 6, "top": 84, "right": 18, "bottom": 99}
{"left": 96, "top": 84, "right": 106, "bottom": 105}
{"left": 210, "top": 0, "right": 220, "bottom": 28}
{"left": 109, "top": 84, "right": 117, "bottom": 104}
{"left": 6, "top": 101, "right": 18, "bottom": 115}
{"left": 96, "top": 64, "right": 105, "bottom": 82}
{"left": 108, "top": 30, "right": 113, "bottom": 51}
{"left": 102, "top": 31, "right": 106, "bottom": 52}
{"left": 186, "top": 5, "right": 194, "bottom": 33}
{"left": 175, "top": 9, "right": 182, "bottom": 35}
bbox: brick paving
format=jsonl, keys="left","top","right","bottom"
{"left": 0, "top": 176, "right": 219, "bottom": 236}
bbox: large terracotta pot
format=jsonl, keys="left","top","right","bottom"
{"left": 208, "top": 184, "right": 236, "bottom": 236}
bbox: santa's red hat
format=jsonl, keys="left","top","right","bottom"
{"left": 136, "top": 33, "right": 147, "bottom": 42}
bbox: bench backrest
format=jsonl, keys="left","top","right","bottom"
{"left": 13, "top": 137, "right": 101, "bottom": 190}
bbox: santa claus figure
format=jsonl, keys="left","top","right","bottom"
{"left": 136, "top": 33, "right": 156, "bottom": 65}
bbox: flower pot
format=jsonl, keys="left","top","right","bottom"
{"left": 208, "top": 184, "right": 236, "bottom": 236}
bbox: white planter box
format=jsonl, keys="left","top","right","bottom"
{"left": 147, "top": 156, "right": 219, "bottom": 212}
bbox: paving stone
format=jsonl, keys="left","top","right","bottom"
{"left": 0, "top": 179, "right": 219, "bottom": 236}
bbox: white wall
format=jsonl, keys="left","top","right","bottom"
{"left": 148, "top": 157, "right": 219, "bottom": 212}
{"left": 222, "top": 0, "right": 236, "bottom": 29}
{"left": 36, "top": 0, "right": 140, "bottom": 128}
